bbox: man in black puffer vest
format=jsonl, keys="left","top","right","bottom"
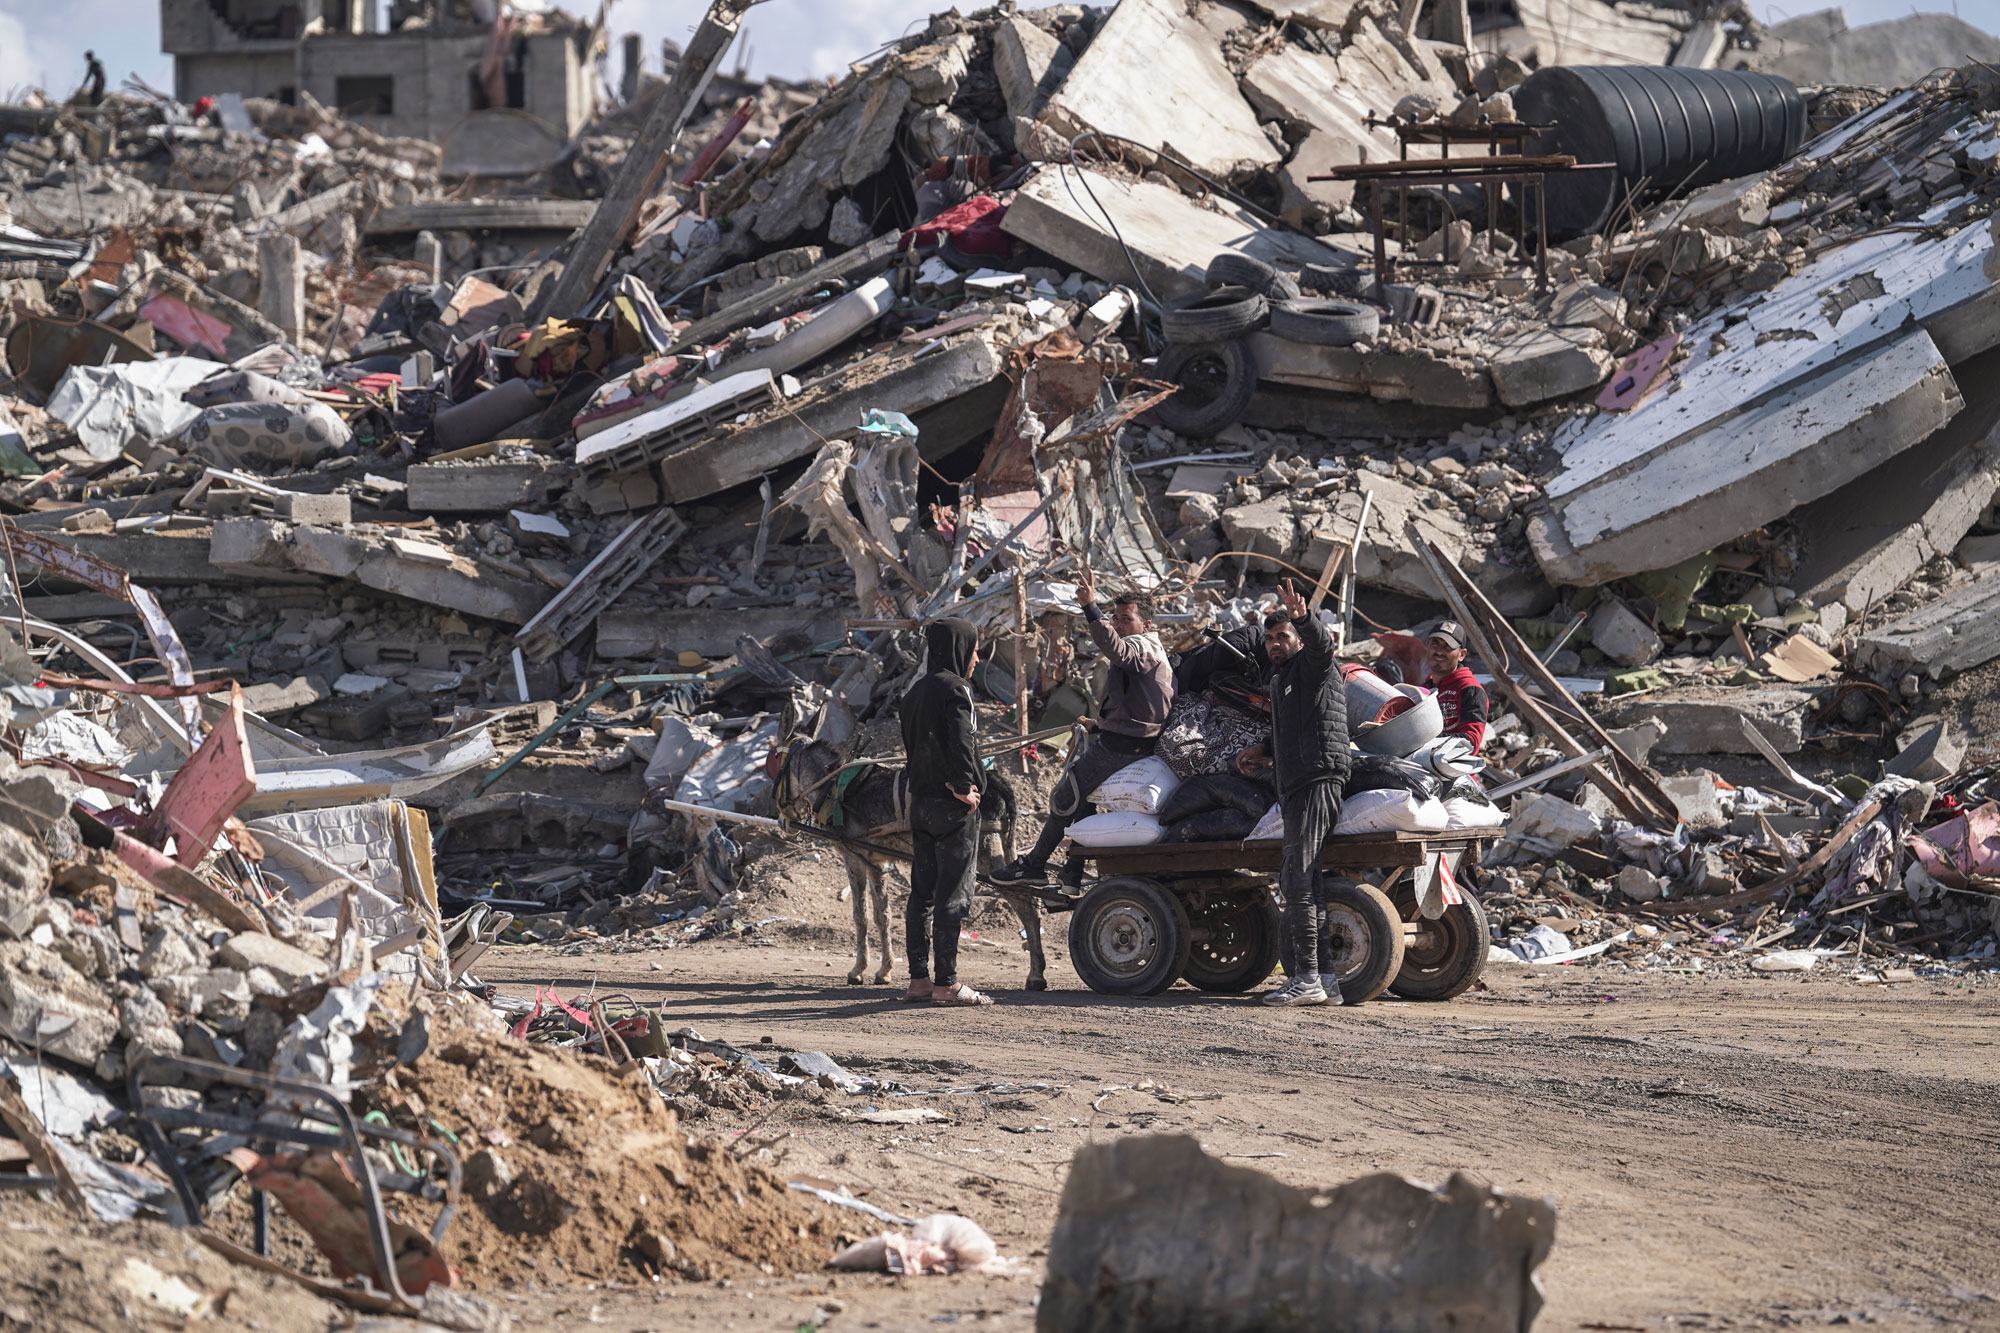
{"left": 1234, "top": 579, "right": 1351, "bottom": 1007}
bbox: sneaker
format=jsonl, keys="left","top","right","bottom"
{"left": 988, "top": 859, "right": 1045, "bottom": 885}
{"left": 1056, "top": 859, "right": 1086, "bottom": 890}
{"left": 1261, "top": 976, "right": 1329, "bottom": 1007}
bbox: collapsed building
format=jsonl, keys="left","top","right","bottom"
{"left": 0, "top": 0, "right": 1997, "bottom": 1308}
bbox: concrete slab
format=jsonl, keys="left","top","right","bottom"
{"left": 407, "top": 457, "right": 558, "bottom": 513}
{"left": 1793, "top": 346, "right": 2000, "bottom": 614}
{"left": 1303, "top": 472, "right": 1555, "bottom": 616}
{"left": 1488, "top": 327, "right": 1614, "bottom": 408}
{"left": 1250, "top": 331, "right": 1492, "bottom": 410}
{"left": 1240, "top": 44, "right": 1400, "bottom": 223}
{"left": 658, "top": 333, "right": 1008, "bottom": 504}
{"left": 1002, "top": 166, "right": 1350, "bottom": 303}
{"left": 1532, "top": 327, "right": 1964, "bottom": 587}
{"left": 1854, "top": 568, "right": 2000, "bottom": 678}
{"left": 1599, "top": 685, "right": 1817, "bottom": 755}
{"left": 992, "top": 16, "right": 1073, "bottom": 121}
{"left": 1041, "top": 0, "right": 1279, "bottom": 179}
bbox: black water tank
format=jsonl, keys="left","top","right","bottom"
{"left": 1515, "top": 66, "right": 1806, "bottom": 240}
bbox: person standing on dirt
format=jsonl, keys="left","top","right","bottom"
{"left": 899, "top": 617, "right": 996, "bottom": 1006}
{"left": 992, "top": 563, "right": 1173, "bottom": 889}
{"left": 1236, "top": 579, "right": 1351, "bottom": 1007}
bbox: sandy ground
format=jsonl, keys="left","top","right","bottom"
{"left": 476, "top": 928, "right": 2000, "bottom": 1333}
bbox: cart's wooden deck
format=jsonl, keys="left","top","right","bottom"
{"left": 1071, "top": 830, "right": 1493, "bottom": 876}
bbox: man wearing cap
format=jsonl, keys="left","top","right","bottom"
{"left": 1424, "top": 622, "right": 1489, "bottom": 752}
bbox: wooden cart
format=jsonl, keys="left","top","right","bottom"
{"left": 1052, "top": 832, "right": 1493, "bottom": 1003}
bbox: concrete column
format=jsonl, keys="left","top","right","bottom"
{"left": 414, "top": 229, "right": 443, "bottom": 285}
{"left": 257, "top": 233, "right": 304, "bottom": 344}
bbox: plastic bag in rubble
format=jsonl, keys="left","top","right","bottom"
{"left": 1089, "top": 757, "right": 1180, "bottom": 815}
{"left": 1410, "top": 735, "right": 1486, "bottom": 781}
{"left": 1158, "top": 772, "right": 1273, "bottom": 822}
{"left": 829, "top": 1213, "right": 1005, "bottom": 1275}
{"left": 1066, "top": 811, "right": 1165, "bottom": 847}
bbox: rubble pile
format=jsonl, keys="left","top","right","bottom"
{"left": 0, "top": 0, "right": 1998, "bottom": 1306}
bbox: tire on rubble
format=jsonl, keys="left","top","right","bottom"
{"left": 1160, "top": 285, "right": 1270, "bottom": 344}
{"left": 1269, "top": 298, "right": 1381, "bottom": 347}
{"left": 1298, "top": 263, "right": 1363, "bottom": 297}
{"left": 1145, "top": 340, "right": 1257, "bottom": 439}
{"left": 1205, "top": 253, "right": 1299, "bottom": 300}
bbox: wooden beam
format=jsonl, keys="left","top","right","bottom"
{"left": 530, "top": 0, "right": 748, "bottom": 321}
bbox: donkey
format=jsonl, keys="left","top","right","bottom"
{"left": 769, "top": 687, "right": 1049, "bottom": 990}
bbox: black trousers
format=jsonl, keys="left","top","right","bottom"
{"left": 908, "top": 799, "right": 979, "bottom": 985}
{"left": 1024, "top": 730, "right": 1155, "bottom": 867}
{"left": 1279, "top": 780, "right": 1343, "bottom": 981}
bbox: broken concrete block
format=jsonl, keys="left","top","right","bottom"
{"left": 1040, "top": 0, "right": 1280, "bottom": 179}
{"left": 209, "top": 517, "right": 293, "bottom": 574}
{"left": 1251, "top": 331, "right": 1493, "bottom": 409}
{"left": 992, "top": 16, "right": 1073, "bottom": 121}
{"left": 276, "top": 492, "right": 352, "bottom": 527}
{"left": 1616, "top": 865, "right": 1665, "bottom": 902}
{"left": 239, "top": 675, "right": 329, "bottom": 718}
{"left": 1606, "top": 717, "right": 1668, "bottom": 768}
{"left": 1885, "top": 720, "right": 1964, "bottom": 781}
{"left": 1502, "top": 792, "right": 1601, "bottom": 852}
{"left": 1793, "top": 354, "right": 2000, "bottom": 614}
{"left": 1219, "top": 496, "right": 1303, "bottom": 564}
{"left": 1488, "top": 327, "right": 1613, "bottom": 408}
{"left": 216, "top": 932, "right": 327, "bottom": 990}
{"left": 1602, "top": 686, "right": 1816, "bottom": 755}
{"left": 1003, "top": 166, "right": 1350, "bottom": 303}
{"left": 1958, "top": 533, "right": 2000, "bottom": 565}
{"left": 1587, "top": 599, "right": 1662, "bottom": 667}
{"left": 0, "top": 942, "right": 119, "bottom": 1067}
{"left": 1661, "top": 772, "right": 1724, "bottom": 830}
{"left": 1854, "top": 566, "right": 2000, "bottom": 679}
{"left": 1238, "top": 41, "right": 1416, "bottom": 225}
{"left": 1038, "top": 1135, "right": 1554, "bottom": 1333}
{"left": 1548, "top": 280, "right": 1628, "bottom": 338}
{"left": 1304, "top": 474, "right": 1554, "bottom": 616}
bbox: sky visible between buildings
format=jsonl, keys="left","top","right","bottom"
{"left": 1, "top": 0, "right": 1995, "bottom": 110}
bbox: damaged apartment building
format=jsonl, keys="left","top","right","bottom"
{"left": 162, "top": 0, "right": 599, "bottom": 153}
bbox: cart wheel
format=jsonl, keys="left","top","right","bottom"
{"left": 1182, "top": 891, "right": 1282, "bottom": 994}
{"left": 1067, "top": 877, "right": 1190, "bottom": 997}
{"left": 1321, "top": 878, "right": 1405, "bottom": 1004}
{"left": 1388, "top": 886, "right": 1490, "bottom": 1002}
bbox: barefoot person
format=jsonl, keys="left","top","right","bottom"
{"left": 1236, "top": 580, "right": 1351, "bottom": 1007}
{"left": 898, "top": 617, "right": 995, "bottom": 1006}
{"left": 992, "top": 563, "right": 1173, "bottom": 888}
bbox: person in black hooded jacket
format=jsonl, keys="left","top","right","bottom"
{"left": 897, "top": 617, "right": 996, "bottom": 1006}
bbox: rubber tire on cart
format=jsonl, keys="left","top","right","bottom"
{"left": 1160, "top": 285, "right": 1270, "bottom": 344}
{"left": 1387, "top": 884, "right": 1490, "bottom": 1002}
{"left": 1182, "top": 890, "right": 1282, "bottom": 993}
{"left": 1320, "top": 877, "right": 1406, "bottom": 1005}
{"left": 1269, "top": 298, "right": 1381, "bottom": 347}
{"left": 1068, "top": 877, "right": 1192, "bottom": 997}
{"left": 1145, "top": 340, "right": 1257, "bottom": 439}
{"left": 1205, "top": 253, "right": 1299, "bottom": 300}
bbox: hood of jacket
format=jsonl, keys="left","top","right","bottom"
{"left": 924, "top": 616, "right": 978, "bottom": 679}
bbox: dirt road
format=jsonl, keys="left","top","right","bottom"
{"left": 480, "top": 937, "right": 2000, "bottom": 1332}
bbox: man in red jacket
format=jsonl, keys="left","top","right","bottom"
{"left": 1423, "top": 622, "right": 1488, "bottom": 751}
